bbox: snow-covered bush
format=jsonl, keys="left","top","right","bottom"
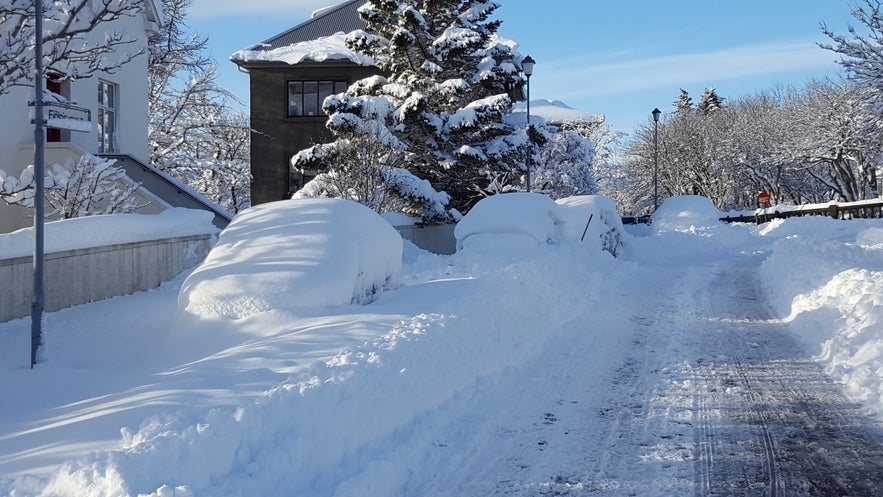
{"left": 0, "top": 154, "right": 142, "bottom": 218}
{"left": 178, "top": 199, "right": 403, "bottom": 319}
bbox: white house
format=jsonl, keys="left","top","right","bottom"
{"left": 0, "top": 1, "right": 230, "bottom": 234}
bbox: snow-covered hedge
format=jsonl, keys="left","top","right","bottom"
{"left": 178, "top": 199, "right": 402, "bottom": 318}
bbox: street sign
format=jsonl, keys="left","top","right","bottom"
{"left": 29, "top": 100, "right": 92, "bottom": 132}
{"left": 757, "top": 191, "right": 771, "bottom": 207}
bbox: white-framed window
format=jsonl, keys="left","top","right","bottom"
{"left": 97, "top": 80, "right": 118, "bottom": 153}
{"left": 288, "top": 80, "right": 348, "bottom": 117}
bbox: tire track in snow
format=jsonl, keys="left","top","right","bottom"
{"left": 691, "top": 259, "right": 883, "bottom": 496}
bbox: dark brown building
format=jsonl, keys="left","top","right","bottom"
{"left": 231, "top": 0, "right": 380, "bottom": 205}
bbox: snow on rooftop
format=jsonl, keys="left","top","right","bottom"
{"left": 231, "top": 32, "right": 374, "bottom": 66}
{"left": 512, "top": 99, "right": 602, "bottom": 125}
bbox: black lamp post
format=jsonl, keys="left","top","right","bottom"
{"left": 652, "top": 107, "right": 661, "bottom": 212}
{"left": 522, "top": 55, "right": 535, "bottom": 192}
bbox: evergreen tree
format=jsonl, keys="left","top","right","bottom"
{"left": 334, "top": 0, "right": 532, "bottom": 216}
{"left": 673, "top": 89, "right": 693, "bottom": 113}
{"left": 696, "top": 87, "right": 723, "bottom": 114}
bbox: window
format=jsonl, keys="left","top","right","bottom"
{"left": 97, "top": 80, "right": 117, "bottom": 153}
{"left": 288, "top": 80, "right": 348, "bottom": 117}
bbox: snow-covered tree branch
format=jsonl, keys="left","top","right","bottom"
{"left": 0, "top": 0, "right": 146, "bottom": 95}
{"left": 148, "top": 0, "right": 250, "bottom": 214}
{"left": 0, "top": 154, "right": 143, "bottom": 218}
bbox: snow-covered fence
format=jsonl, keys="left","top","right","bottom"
{"left": 720, "top": 198, "right": 883, "bottom": 224}
{"left": 0, "top": 234, "right": 213, "bottom": 323}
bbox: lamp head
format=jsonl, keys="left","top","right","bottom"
{"left": 522, "top": 55, "right": 535, "bottom": 77}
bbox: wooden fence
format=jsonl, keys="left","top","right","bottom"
{"left": 720, "top": 199, "right": 883, "bottom": 224}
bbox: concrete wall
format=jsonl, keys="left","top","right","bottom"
{"left": 397, "top": 224, "right": 457, "bottom": 255}
{"left": 1, "top": 234, "right": 212, "bottom": 323}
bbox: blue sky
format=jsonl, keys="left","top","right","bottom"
{"left": 188, "top": 0, "right": 853, "bottom": 134}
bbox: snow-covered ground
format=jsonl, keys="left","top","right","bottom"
{"left": 1, "top": 195, "right": 882, "bottom": 496}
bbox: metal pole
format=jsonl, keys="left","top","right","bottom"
{"left": 653, "top": 117, "right": 659, "bottom": 212}
{"left": 31, "top": 0, "right": 46, "bottom": 368}
{"left": 526, "top": 75, "right": 531, "bottom": 193}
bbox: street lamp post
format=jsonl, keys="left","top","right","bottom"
{"left": 522, "top": 55, "right": 535, "bottom": 193}
{"left": 652, "top": 107, "right": 661, "bottom": 212}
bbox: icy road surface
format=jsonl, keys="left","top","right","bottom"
{"left": 361, "top": 253, "right": 883, "bottom": 496}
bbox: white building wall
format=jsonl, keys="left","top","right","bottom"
{"left": 0, "top": 3, "right": 156, "bottom": 234}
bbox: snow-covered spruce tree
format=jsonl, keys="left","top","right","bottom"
{"left": 0, "top": 154, "right": 142, "bottom": 218}
{"left": 148, "top": 0, "right": 250, "bottom": 214}
{"left": 696, "top": 87, "right": 723, "bottom": 114}
{"left": 292, "top": 94, "right": 451, "bottom": 220}
{"left": 336, "top": 0, "right": 533, "bottom": 216}
{"left": 673, "top": 89, "right": 693, "bottom": 113}
{"left": 0, "top": 0, "right": 146, "bottom": 96}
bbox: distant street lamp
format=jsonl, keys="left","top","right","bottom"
{"left": 652, "top": 107, "right": 661, "bottom": 211}
{"left": 522, "top": 55, "right": 535, "bottom": 192}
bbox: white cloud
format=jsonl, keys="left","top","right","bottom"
{"left": 538, "top": 40, "right": 840, "bottom": 101}
{"left": 188, "top": 0, "right": 331, "bottom": 18}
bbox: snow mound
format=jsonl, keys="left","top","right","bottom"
{"left": 555, "top": 195, "right": 626, "bottom": 256}
{"left": 652, "top": 195, "right": 721, "bottom": 233}
{"left": 178, "top": 199, "right": 402, "bottom": 318}
{"left": 761, "top": 220, "right": 883, "bottom": 412}
{"left": 454, "top": 192, "right": 564, "bottom": 250}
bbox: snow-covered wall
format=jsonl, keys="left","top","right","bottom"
{"left": 0, "top": 209, "right": 218, "bottom": 322}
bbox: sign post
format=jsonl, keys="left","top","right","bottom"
{"left": 31, "top": 0, "right": 46, "bottom": 369}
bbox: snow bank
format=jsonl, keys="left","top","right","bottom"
{"left": 22, "top": 198, "right": 616, "bottom": 497}
{"left": 0, "top": 209, "right": 218, "bottom": 259}
{"left": 760, "top": 220, "right": 883, "bottom": 415}
{"left": 178, "top": 199, "right": 402, "bottom": 318}
{"left": 651, "top": 195, "right": 721, "bottom": 234}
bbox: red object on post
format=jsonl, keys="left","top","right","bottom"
{"left": 757, "top": 191, "right": 771, "bottom": 207}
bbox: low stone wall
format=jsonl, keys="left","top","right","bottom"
{"left": 397, "top": 224, "right": 457, "bottom": 255}
{"left": 1, "top": 234, "right": 213, "bottom": 322}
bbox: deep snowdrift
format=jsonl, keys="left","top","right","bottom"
{"left": 1, "top": 194, "right": 881, "bottom": 497}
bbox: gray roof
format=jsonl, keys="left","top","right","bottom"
{"left": 256, "top": 0, "right": 367, "bottom": 51}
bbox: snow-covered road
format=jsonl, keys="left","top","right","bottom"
{"left": 339, "top": 250, "right": 883, "bottom": 496}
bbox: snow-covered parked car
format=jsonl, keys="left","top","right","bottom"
{"left": 454, "top": 192, "right": 626, "bottom": 256}
{"left": 555, "top": 195, "right": 626, "bottom": 256}
{"left": 178, "top": 198, "right": 402, "bottom": 319}
{"left": 454, "top": 192, "right": 565, "bottom": 251}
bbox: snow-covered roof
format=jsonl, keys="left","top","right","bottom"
{"left": 234, "top": 0, "right": 366, "bottom": 55}
{"left": 231, "top": 32, "right": 374, "bottom": 67}
{"left": 512, "top": 99, "right": 602, "bottom": 125}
